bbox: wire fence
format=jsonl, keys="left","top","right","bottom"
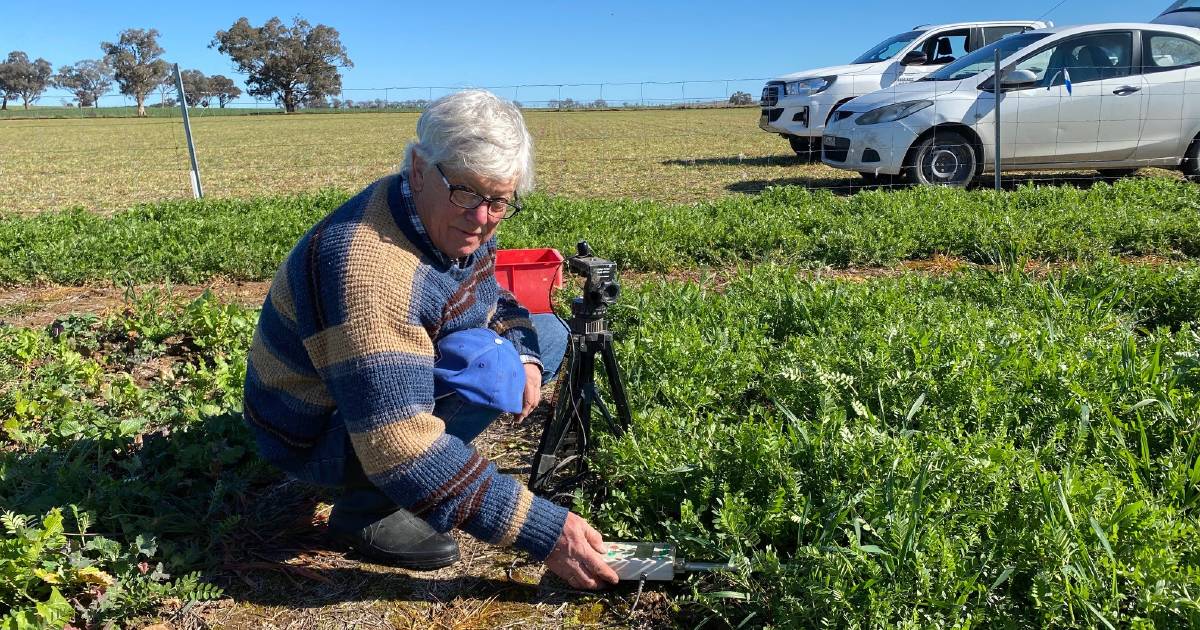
{"left": 2, "top": 70, "right": 1198, "bottom": 215}
{"left": 15, "top": 78, "right": 772, "bottom": 112}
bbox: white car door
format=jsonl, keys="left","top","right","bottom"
{"left": 1050, "top": 32, "right": 1140, "bottom": 163}
{"left": 1000, "top": 32, "right": 1140, "bottom": 165}
{"left": 1134, "top": 30, "right": 1200, "bottom": 163}
{"left": 999, "top": 47, "right": 1060, "bottom": 164}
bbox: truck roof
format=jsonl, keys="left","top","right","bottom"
{"left": 911, "top": 20, "right": 1050, "bottom": 31}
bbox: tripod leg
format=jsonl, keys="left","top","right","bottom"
{"left": 577, "top": 347, "right": 596, "bottom": 448}
{"left": 600, "top": 341, "right": 634, "bottom": 434}
{"left": 530, "top": 347, "right": 581, "bottom": 491}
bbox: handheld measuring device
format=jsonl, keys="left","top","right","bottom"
{"left": 602, "top": 542, "right": 732, "bottom": 582}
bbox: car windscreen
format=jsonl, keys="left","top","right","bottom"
{"left": 1163, "top": 0, "right": 1200, "bottom": 10}
{"left": 852, "top": 31, "right": 923, "bottom": 64}
{"left": 921, "top": 32, "right": 1051, "bottom": 81}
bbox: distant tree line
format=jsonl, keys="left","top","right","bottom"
{"left": 3, "top": 18, "right": 756, "bottom": 116}
{"left": 1, "top": 16, "right": 350, "bottom": 116}
{"left": 0, "top": 52, "right": 52, "bottom": 110}
{"left": 546, "top": 98, "right": 612, "bottom": 110}
{"left": 178, "top": 70, "right": 242, "bottom": 108}
{"left": 322, "top": 98, "right": 432, "bottom": 110}
{"left": 210, "top": 17, "right": 351, "bottom": 114}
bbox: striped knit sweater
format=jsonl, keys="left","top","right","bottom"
{"left": 243, "top": 173, "right": 567, "bottom": 560}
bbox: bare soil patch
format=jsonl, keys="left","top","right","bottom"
{"left": 0, "top": 278, "right": 272, "bottom": 329}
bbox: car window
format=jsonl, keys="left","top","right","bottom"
{"left": 919, "top": 29, "right": 970, "bottom": 65}
{"left": 922, "top": 32, "right": 1051, "bottom": 82}
{"left": 1013, "top": 32, "right": 1134, "bottom": 87}
{"left": 1013, "top": 48, "right": 1056, "bottom": 84}
{"left": 852, "top": 31, "right": 923, "bottom": 64}
{"left": 1164, "top": 0, "right": 1200, "bottom": 9}
{"left": 1143, "top": 32, "right": 1200, "bottom": 71}
{"left": 982, "top": 26, "right": 1030, "bottom": 46}
{"left": 1053, "top": 32, "right": 1133, "bottom": 83}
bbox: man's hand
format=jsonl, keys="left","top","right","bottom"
{"left": 544, "top": 512, "right": 620, "bottom": 590}
{"left": 519, "top": 362, "right": 542, "bottom": 420}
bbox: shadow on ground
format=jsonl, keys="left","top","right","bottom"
{"left": 723, "top": 169, "right": 1143, "bottom": 197}
{"left": 0, "top": 401, "right": 669, "bottom": 626}
{"left": 661, "top": 154, "right": 815, "bottom": 168}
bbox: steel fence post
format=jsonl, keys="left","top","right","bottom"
{"left": 995, "top": 48, "right": 1002, "bottom": 192}
{"left": 173, "top": 64, "right": 203, "bottom": 199}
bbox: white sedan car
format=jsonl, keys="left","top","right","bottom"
{"left": 821, "top": 23, "right": 1200, "bottom": 186}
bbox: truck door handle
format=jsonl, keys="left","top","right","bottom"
{"left": 1112, "top": 86, "right": 1141, "bottom": 96}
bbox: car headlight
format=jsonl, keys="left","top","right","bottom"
{"left": 784, "top": 76, "right": 836, "bottom": 96}
{"left": 855, "top": 100, "right": 933, "bottom": 125}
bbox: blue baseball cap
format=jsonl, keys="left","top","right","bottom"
{"left": 432, "top": 328, "right": 525, "bottom": 414}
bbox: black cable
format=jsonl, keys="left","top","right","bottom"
{"left": 1039, "top": 0, "right": 1071, "bottom": 20}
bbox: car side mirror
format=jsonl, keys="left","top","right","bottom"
{"left": 999, "top": 68, "right": 1039, "bottom": 89}
{"left": 900, "top": 50, "right": 928, "bottom": 66}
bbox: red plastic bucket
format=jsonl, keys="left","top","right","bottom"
{"left": 494, "top": 248, "right": 564, "bottom": 314}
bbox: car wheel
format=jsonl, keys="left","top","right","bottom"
{"left": 1184, "top": 137, "right": 1200, "bottom": 182}
{"left": 1097, "top": 168, "right": 1139, "bottom": 181}
{"left": 788, "top": 136, "right": 817, "bottom": 162}
{"left": 903, "top": 131, "right": 977, "bottom": 187}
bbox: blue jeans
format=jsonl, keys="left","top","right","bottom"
{"left": 291, "top": 313, "right": 569, "bottom": 487}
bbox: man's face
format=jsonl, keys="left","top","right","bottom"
{"left": 410, "top": 157, "right": 516, "bottom": 259}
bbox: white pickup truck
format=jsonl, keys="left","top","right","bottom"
{"left": 759, "top": 20, "right": 1049, "bottom": 158}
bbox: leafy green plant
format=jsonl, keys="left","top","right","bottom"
{"left": 0, "top": 289, "right": 260, "bottom": 628}
{"left": 580, "top": 260, "right": 1200, "bottom": 627}
{"left": 0, "top": 507, "right": 222, "bottom": 629}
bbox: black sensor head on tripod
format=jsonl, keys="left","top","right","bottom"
{"left": 568, "top": 240, "right": 620, "bottom": 315}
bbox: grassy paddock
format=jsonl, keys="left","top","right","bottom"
{"left": 1, "top": 107, "right": 836, "bottom": 214}
{"left": 0, "top": 177, "right": 1196, "bottom": 285}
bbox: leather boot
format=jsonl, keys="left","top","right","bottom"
{"left": 328, "top": 487, "right": 460, "bottom": 570}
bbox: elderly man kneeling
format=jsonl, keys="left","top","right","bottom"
{"left": 243, "top": 90, "right": 619, "bottom": 590}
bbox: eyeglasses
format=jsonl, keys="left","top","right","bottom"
{"left": 436, "top": 163, "right": 522, "bottom": 219}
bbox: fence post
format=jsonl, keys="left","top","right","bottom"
{"left": 994, "top": 49, "right": 1002, "bottom": 192}
{"left": 173, "top": 64, "right": 203, "bottom": 199}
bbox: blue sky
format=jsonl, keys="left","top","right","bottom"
{"left": 0, "top": 1, "right": 1166, "bottom": 106}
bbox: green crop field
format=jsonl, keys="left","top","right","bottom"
{"left": 3, "top": 105, "right": 1200, "bottom": 628}
{"left": 0, "top": 178, "right": 1197, "bottom": 286}
{"left": 589, "top": 261, "right": 1200, "bottom": 627}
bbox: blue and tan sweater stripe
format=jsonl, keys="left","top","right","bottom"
{"left": 244, "top": 173, "right": 566, "bottom": 559}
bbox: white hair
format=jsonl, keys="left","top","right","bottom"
{"left": 402, "top": 89, "right": 535, "bottom": 194}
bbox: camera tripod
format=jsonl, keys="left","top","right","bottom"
{"left": 528, "top": 243, "right": 632, "bottom": 498}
